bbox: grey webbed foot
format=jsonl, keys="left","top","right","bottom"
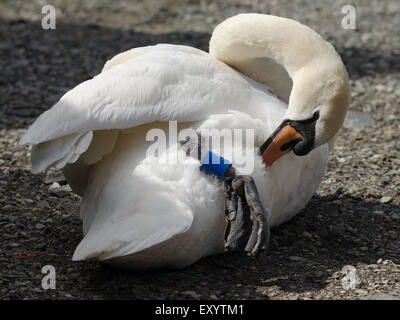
{"left": 222, "top": 167, "right": 270, "bottom": 256}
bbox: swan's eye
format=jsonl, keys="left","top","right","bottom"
{"left": 313, "top": 110, "right": 320, "bottom": 121}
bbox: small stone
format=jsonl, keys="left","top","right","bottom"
{"left": 8, "top": 215, "right": 18, "bottom": 223}
{"left": 355, "top": 289, "right": 368, "bottom": 295}
{"left": 44, "top": 171, "right": 66, "bottom": 184}
{"left": 348, "top": 185, "right": 358, "bottom": 194}
{"left": 332, "top": 223, "right": 346, "bottom": 234}
{"left": 0, "top": 152, "right": 12, "bottom": 160}
{"left": 381, "top": 176, "right": 391, "bottom": 184}
{"left": 387, "top": 231, "right": 396, "bottom": 239}
{"left": 69, "top": 273, "right": 81, "bottom": 279}
{"left": 289, "top": 256, "right": 306, "bottom": 262}
{"left": 1, "top": 205, "right": 14, "bottom": 212}
{"left": 387, "top": 242, "right": 399, "bottom": 251}
{"left": 35, "top": 223, "right": 45, "bottom": 230}
{"left": 343, "top": 111, "right": 375, "bottom": 130}
{"left": 181, "top": 290, "right": 200, "bottom": 299}
{"left": 390, "top": 214, "right": 400, "bottom": 221}
{"left": 302, "top": 231, "right": 312, "bottom": 238}
{"left": 380, "top": 196, "right": 392, "bottom": 204}
{"left": 37, "top": 200, "right": 50, "bottom": 208}
{"left": 49, "top": 182, "right": 69, "bottom": 197}
{"left": 49, "top": 182, "right": 60, "bottom": 189}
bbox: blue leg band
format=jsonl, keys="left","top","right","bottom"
{"left": 199, "top": 151, "right": 231, "bottom": 180}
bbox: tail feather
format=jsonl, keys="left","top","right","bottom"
{"left": 30, "top": 132, "right": 93, "bottom": 173}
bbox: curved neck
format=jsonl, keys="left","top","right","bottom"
{"left": 209, "top": 14, "right": 343, "bottom": 105}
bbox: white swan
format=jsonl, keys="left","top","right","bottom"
{"left": 20, "top": 14, "right": 350, "bottom": 269}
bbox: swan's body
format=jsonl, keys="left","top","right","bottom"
{"left": 20, "top": 14, "right": 349, "bottom": 269}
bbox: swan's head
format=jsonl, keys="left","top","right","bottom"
{"left": 209, "top": 13, "right": 351, "bottom": 167}
{"left": 260, "top": 55, "right": 350, "bottom": 166}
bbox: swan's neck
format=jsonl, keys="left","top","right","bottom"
{"left": 209, "top": 14, "right": 345, "bottom": 106}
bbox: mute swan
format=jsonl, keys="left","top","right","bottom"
{"left": 20, "top": 14, "right": 350, "bottom": 269}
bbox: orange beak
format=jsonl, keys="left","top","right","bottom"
{"left": 261, "top": 125, "right": 303, "bottom": 167}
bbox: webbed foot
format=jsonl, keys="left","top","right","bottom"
{"left": 223, "top": 168, "right": 270, "bottom": 256}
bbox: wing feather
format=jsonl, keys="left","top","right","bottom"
{"left": 20, "top": 44, "right": 273, "bottom": 146}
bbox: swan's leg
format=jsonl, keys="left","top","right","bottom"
{"left": 241, "top": 175, "right": 270, "bottom": 254}
{"left": 180, "top": 133, "right": 269, "bottom": 256}
{"left": 223, "top": 179, "right": 253, "bottom": 251}
{"left": 222, "top": 167, "right": 269, "bottom": 256}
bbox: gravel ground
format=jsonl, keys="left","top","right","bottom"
{"left": 0, "top": 0, "right": 399, "bottom": 300}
